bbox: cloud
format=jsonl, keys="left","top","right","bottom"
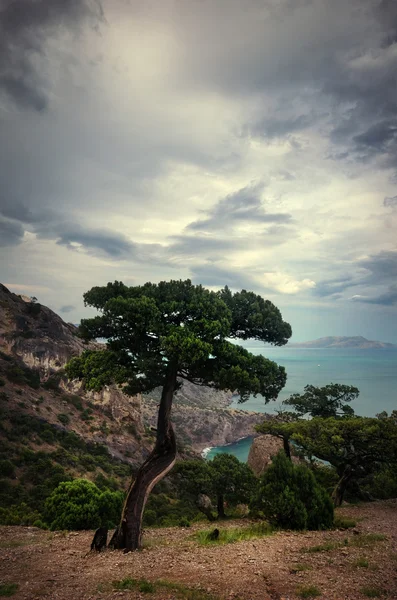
{"left": 351, "top": 284, "right": 397, "bottom": 306}
{"left": 262, "top": 272, "right": 316, "bottom": 295}
{"left": 187, "top": 184, "right": 293, "bottom": 233}
{"left": 59, "top": 305, "right": 76, "bottom": 313}
{"left": 314, "top": 275, "right": 358, "bottom": 297}
{"left": 384, "top": 195, "right": 397, "bottom": 208}
{"left": 0, "top": 0, "right": 103, "bottom": 111}
{"left": 54, "top": 226, "right": 137, "bottom": 258}
{"left": 0, "top": 218, "right": 24, "bottom": 246}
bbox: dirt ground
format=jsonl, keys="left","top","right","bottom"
{"left": 1, "top": 501, "right": 397, "bottom": 600}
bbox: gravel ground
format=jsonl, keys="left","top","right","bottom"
{"left": 1, "top": 501, "right": 397, "bottom": 600}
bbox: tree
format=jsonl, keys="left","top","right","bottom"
{"left": 257, "top": 412, "right": 298, "bottom": 459}
{"left": 211, "top": 454, "right": 257, "bottom": 518}
{"left": 66, "top": 280, "right": 291, "bottom": 550}
{"left": 283, "top": 384, "right": 359, "bottom": 418}
{"left": 176, "top": 455, "right": 257, "bottom": 520}
{"left": 44, "top": 479, "right": 123, "bottom": 531}
{"left": 261, "top": 416, "right": 397, "bottom": 506}
{"left": 251, "top": 450, "right": 334, "bottom": 530}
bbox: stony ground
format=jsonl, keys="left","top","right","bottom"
{"left": 1, "top": 501, "right": 397, "bottom": 600}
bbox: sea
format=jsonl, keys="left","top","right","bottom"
{"left": 204, "top": 347, "right": 397, "bottom": 463}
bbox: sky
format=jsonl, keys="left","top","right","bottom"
{"left": 0, "top": 0, "right": 397, "bottom": 343}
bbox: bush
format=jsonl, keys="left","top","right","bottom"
{"left": 0, "top": 460, "right": 15, "bottom": 478}
{"left": 251, "top": 451, "right": 334, "bottom": 530}
{"left": 57, "top": 413, "right": 70, "bottom": 426}
{"left": 44, "top": 479, "right": 123, "bottom": 530}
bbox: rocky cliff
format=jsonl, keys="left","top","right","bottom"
{"left": 0, "top": 284, "right": 264, "bottom": 462}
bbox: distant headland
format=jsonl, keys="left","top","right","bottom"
{"left": 288, "top": 336, "right": 397, "bottom": 349}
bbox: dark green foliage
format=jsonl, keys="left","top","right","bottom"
{"left": 67, "top": 279, "right": 291, "bottom": 402}
{"left": 57, "top": 413, "right": 70, "bottom": 426}
{"left": 284, "top": 383, "right": 359, "bottom": 418}
{"left": 44, "top": 479, "right": 123, "bottom": 530}
{"left": 5, "top": 364, "right": 40, "bottom": 389}
{"left": 143, "top": 492, "right": 200, "bottom": 527}
{"left": 25, "top": 300, "right": 41, "bottom": 316}
{"left": 42, "top": 374, "right": 61, "bottom": 391}
{"left": 0, "top": 410, "right": 130, "bottom": 526}
{"left": 0, "top": 460, "right": 15, "bottom": 477}
{"left": 0, "top": 583, "right": 19, "bottom": 597}
{"left": 251, "top": 451, "right": 334, "bottom": 530}
{"left": 175, "top": 455, "right": 257, "bottom": 520}
{"left": 0, "top": 378, "right": 5, "bottom": 386}
{"left": 64, "top": 395, "right": 83, "bottom": 411}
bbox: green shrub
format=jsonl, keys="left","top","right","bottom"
{"left": 251, "top": 451, "right": 334, "bottom": 530}
{"left": 5, "top": 364, "right": 40, "bottom": 389}
{"left": 0, "top": 378, "right": 5, "bottom": 387}
{"left": 0, "top": 460, "right": 15, "bottom": 478}
{"left": 44, "top": 479, "right": 123, "bottom": 530}
{"left": 0, "top": 583, "right": 19, "bottom": 597}
{"left": 296, "top": 585, "right": 321, "bottom": 598}
{"left": 57, "top": 413, "right": 70, "bottom": 426}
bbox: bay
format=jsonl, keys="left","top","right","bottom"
{"left": 206, "top": 347, "right": 397, "bottom": 462}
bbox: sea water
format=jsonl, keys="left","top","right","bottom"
{"left": 206, "top": 347, "right": 397, "bottom": 462}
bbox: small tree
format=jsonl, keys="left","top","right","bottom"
{"left": 251, "top": 450, "right": 334, "bottom": 530}
{"left": 283, "top": 384, "right": 359, "bottom": 418}
{"left": 44, "top": 479, "right": 123, "bottom": 530}
{"left": 211, "top": 454, "right": 257, "bottom": 518}
{"left": 176, "top": 455, "right": 257, "bottom": 519}
{"left": 261, "top": 416, "right": 397, "bottom": 506}
{"left": 66, "top": 280, "right": 291, "bottom": 550}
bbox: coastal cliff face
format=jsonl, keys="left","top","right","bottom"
{"left": 0, "top": 283, "right": 89, "bottom": 375}
{"left": 0, "top": 283, "right": 263, "bottom": 463}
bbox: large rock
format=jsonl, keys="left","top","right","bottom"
{"left": 247, "top": 434, "right": 284, "bottom": 476}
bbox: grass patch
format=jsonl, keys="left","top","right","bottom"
{"left": 305, "top": 541, "right": 339, "bottom": 553}
{"left": 113, "top": 578, "right": 219, "bottom": 599}
{"left": 290, "top": 563, "right": 313, "bottom": 573}
{"left": 333, "top": 515, "right": 356, "bottom": 529}
{"left": 296, "top": 585, "right": 321, "bottom": 598}
{"left": 305, "top": 532, "right": 387, "bottom": 554}
{"left": 194, "top": 522, "right": 273, "bottom": 545}
{"left": 350, "top": 533, "right": 387, "bottom": 548}
{"left": 360, "top": 586, "right": 386, "bottom": 598}
{"left": 353, "top": 556, "right": 369, "bottom": 568}
{"left": 0, "top": 583, "right": 19, "bottom": 597}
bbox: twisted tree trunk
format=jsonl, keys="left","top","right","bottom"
{"left": 217, "top": 494, "right": 226, "bottom": 519}
{"left": 332, "top": 465, "right": 352, "bottom": 507}
{"left": 112, "top": 363, "right": 178, "bottom": 552}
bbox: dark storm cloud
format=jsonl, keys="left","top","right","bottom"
{"left": 190, "top": 263, "right": 257, "bottom": 290}
{"left": 313, "top": 275, "right": 358, "bottom": 297}
{"left": 0, "top": 218, "right": 24, "bottom": 246}
{"left": 353, "top": 284, "right": 397, "bottom": 306}
{"left": 316, "top": 251, "right": 397, "bottom": 305}
{"left": 384, "top": 195, "right": 397, "bottom": 208}
{"left": 247, "top": 114, "right": 316, "bottom": 140}
{"left": 55, "top": 227, "right": 136, "bottom": 258}
{"left": 0, "top": 0, "right": 103, "bottom": 110}
{"left": 59, "top": 305, "right": 76, "bottom": 313}
{"left": 187, "top": 184, "right": 293, "bottom": 233}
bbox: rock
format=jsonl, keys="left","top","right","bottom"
{"left": 247, "top": 435, "right": 284, "bottom": 476}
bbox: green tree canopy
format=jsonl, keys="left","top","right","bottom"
{"left": 66, "top": 279, "right": 291, "bottom": 551}
{"left": 175, "top": 454, "right": 257, "bottom": 519}
{"left": 251, "top": 450, "right": 334, "bottom": 530}
{"left": 258, "top": 415, "right": 397, "bottom": 506}
{"left": 44, "top": 479, "right": 123, "bottom": 531}
{"left": 283, "top": 383, "right": 359, "bottom": 418}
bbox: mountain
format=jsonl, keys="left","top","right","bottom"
{"left": 289, "top": 336, "right": 397, "bottom": 349}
